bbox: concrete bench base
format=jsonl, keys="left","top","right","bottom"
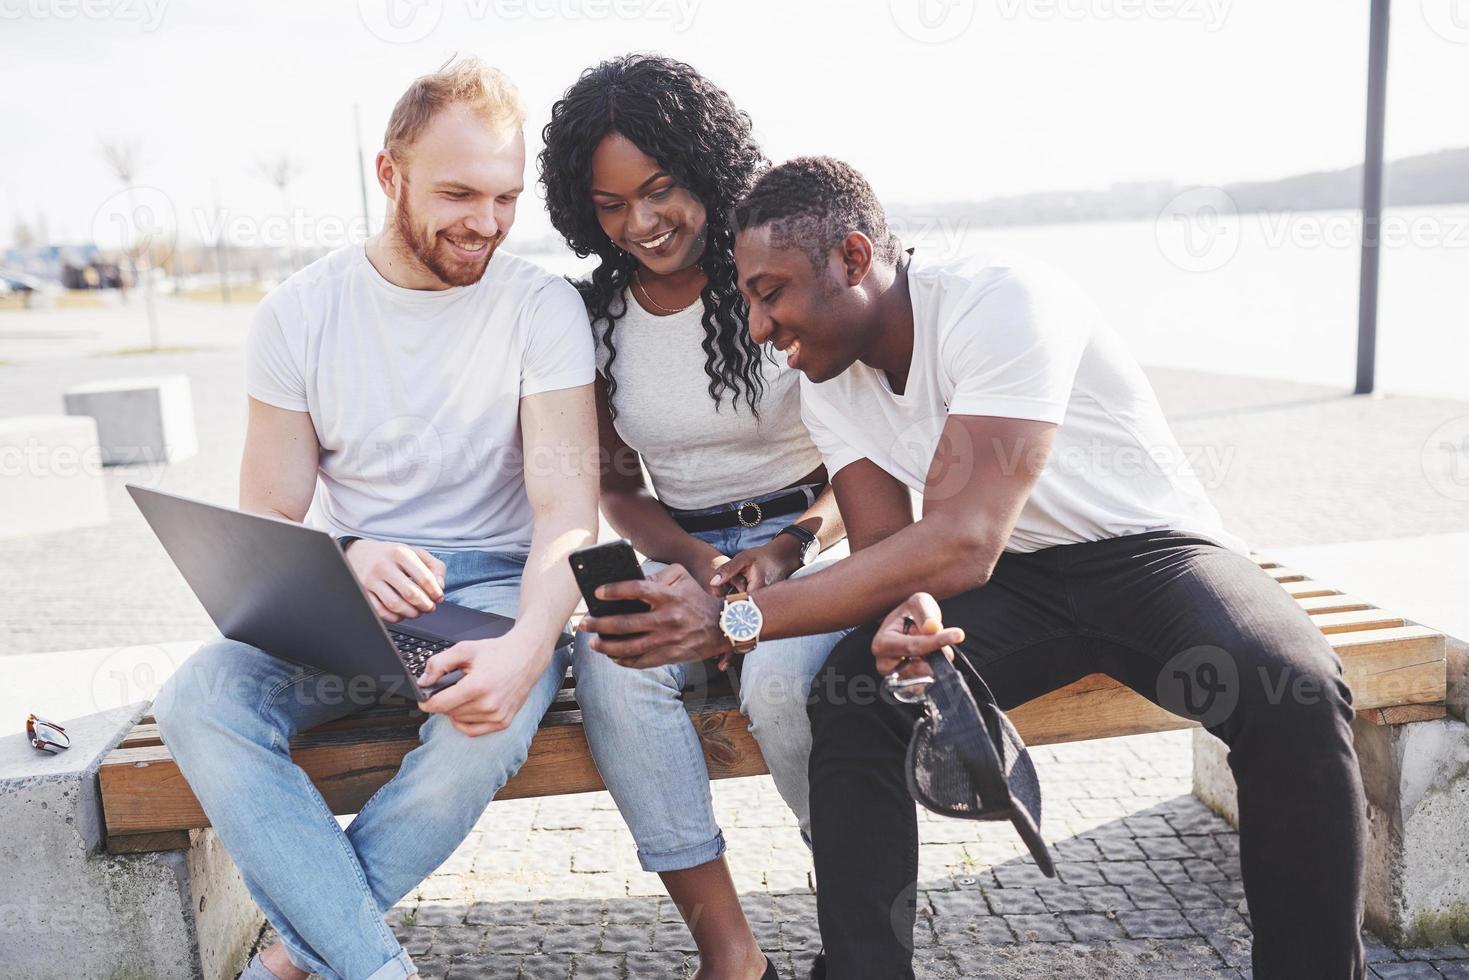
{"left": 1, "top": 641, "right": 262, "bottom": 980}
{"left": 1199, "top": 535, "right": 1469, "bottom": 944}
{"left": 1193, "top": 714, "right": 1469, "bottom": 946}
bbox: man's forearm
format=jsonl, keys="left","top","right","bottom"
{"left": 792, "top": 484, "right": 846, "bottom": 552}
{"left": 752, "top": 516, "right": 1000, "bottom": 640}
{"left": 514, "top": 507, "right": 597, "bottom": 655}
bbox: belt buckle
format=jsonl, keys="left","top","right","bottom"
{"left": 736, "top": 501, "right": 763, "bottom": 528}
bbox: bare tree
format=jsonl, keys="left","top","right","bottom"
{"left": 256, "top": 155, "right": 305, "bottom": 276}
{"left": 100, "top": 138, "right": 161, "bottom": 349}
{"left": 12, "top": 216, "right": 35, "bottom": 249}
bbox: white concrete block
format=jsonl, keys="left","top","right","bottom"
{"left": 64, "top": 374, "right": 198, "bottom": 465}
{"left": 0, "top": 414, "right": 109, "bottom": 540}
{"left": 0, "top": 701, "right": 261, "bottom": 979}
{"left": 1, "top": 641, "right": 257, "bottom": 978}
{"left": 1207, "top": 533, "right": 1469, "bottom": 942}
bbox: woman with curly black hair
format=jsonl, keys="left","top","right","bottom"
{"left": 540, "top": 54, "right": 845, "bottom": 979}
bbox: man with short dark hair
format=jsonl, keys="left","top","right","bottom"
{"left": 579, "top": 156, "right": 1366, "bottom": 979}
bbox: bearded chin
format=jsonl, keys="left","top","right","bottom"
{"left": 394, "top": 198, "right": 498, "bottom": 287}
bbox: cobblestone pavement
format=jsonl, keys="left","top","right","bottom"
{"left": 5, "top": 318, "right": 1469, "bottom": 976}
{"left": 259, "top": 731, "right": 1469, "bottom": 978}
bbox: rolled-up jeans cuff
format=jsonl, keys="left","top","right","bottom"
{"left": 638, "top": 830, "right": 726, "bottom": 873}
{"left": 362, "top": 948, "right": 417, "bottom": 980}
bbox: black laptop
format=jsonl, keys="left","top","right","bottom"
{"left": 127, "top": 485, "right": 570, "bottom": 702}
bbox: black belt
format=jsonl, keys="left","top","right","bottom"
{"left": 668, "top": 486, "right": 819, "bottom": 533}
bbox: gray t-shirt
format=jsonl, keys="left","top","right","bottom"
{"left": 246, "top": 245, "right": 595, "bottom": 551}
{"left": 595, "top": 290, "right": 823, "bottom": 510}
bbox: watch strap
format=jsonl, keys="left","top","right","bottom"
{"left": 776, "top": 524, "right": 818, "bottom": 565}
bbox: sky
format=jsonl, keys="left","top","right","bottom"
{"left": 4, "top": 0, "right": 1468, "bottom": 251}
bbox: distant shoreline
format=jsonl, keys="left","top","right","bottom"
{"left": 890, "top": 146, "right": 1469, "bottom": 231}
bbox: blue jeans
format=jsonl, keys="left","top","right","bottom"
{"left": 572, "top": 486, "right": 846, "bottom": 872}
{"left": 154, "top": 550, "right": 571, "bottom": 980}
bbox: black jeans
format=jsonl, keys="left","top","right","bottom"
{"left": 807, "top": 531, "right": 1366, "bottom": 980}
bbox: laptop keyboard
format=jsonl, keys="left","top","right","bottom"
{"left": 389, "top": 631, "right": 452, "bottom": 677}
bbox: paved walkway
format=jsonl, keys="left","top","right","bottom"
{"left": 269, "top": 733, "right": 1469, "bottom": 978}
{"left": 3, "top": 344, "right": 1466, "bottom": 656}
{"left": 4, "top": 304, "right": 1468, "bottom": 977}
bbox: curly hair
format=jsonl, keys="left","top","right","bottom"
{"left": 538, "top": 53, "right": 769, "bottom": 417}
{"left": 733, "top": 156, "right": 901, "bottom": 271}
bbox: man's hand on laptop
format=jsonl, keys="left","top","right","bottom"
{"left": 344, "top": 540, "right": 447, "bottom": 623}
{"left": 416, "top": 634, "right": 544, "bottom": 736}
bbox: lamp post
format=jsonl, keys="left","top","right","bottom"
{"left": 1355, "top": 0, "right": 1391, "bottom": 395}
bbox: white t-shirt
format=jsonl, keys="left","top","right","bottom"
{"left": 246, "top": 244, "right": 595, "bottom": 552}
{"left": 594, "top": 290, "right": 824, "bottom": 510}
{"left": 800, "top": 252, "right": 1246, "bottom": 555}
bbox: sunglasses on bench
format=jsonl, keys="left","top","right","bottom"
{"left": 27, "top": 714, "right": 70, "bottom": 754}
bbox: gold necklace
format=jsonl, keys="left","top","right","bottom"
{"left": 633, "top": 272, "right": 696, "bottom": 315}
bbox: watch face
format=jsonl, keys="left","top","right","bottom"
{"left": 721, "top": 599, "right": 763, "bottom": 643}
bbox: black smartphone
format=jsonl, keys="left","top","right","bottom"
{"left": 569, "top": 540, "right": 651, "bottom": 618}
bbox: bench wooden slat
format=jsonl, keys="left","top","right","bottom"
{"left": 1357, "top": 704, "right": 1448, "bottom": 726}
{"left": 1008, "top": 674, "right": 1188, "bottom": 745}
{"left": 1298, "top": 594, "right": 1373, "bottom": 614}
{"left": 100, "top": 695, "right": 761, "bottom": 846}
{"left": 99, "top": 624, "right": 1447, "bottom": 849}
{"left": 1328, "top": 626, "right": 1447, "bottom": 709}
{"left": 1311, "top": 609, "right": 1406, "bottom": 633}
{"left": 1282, "top": 580, "right": 1341, "bottom": 598}
{"left": 99, "top": 559, "right": 1450, "bottom": 852}
{"left": 1007, "top": 623, "right": 1446, "bottom": 746}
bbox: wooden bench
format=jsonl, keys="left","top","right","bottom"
{"left": 97, "top": 557, "right": 1449, "bottom": 854}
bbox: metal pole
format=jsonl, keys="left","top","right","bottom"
{"left": 212, "top": 179, "right": 231, "bottom": 304}
{"left": 354, "top": 104, "right": 372, "bottom": 239}
{"left": 1355, "top": 0, "right": 1391, "bottom": 395}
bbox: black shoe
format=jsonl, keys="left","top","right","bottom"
{"left": 763, "top": 955, "right": 779, "bottom": 980}
{"left": 808, "top": 950, "right": 825, "bottom": 980}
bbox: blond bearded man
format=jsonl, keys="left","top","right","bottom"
{"left": 155, "top": 59, "right": 598, "bottom": 980}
